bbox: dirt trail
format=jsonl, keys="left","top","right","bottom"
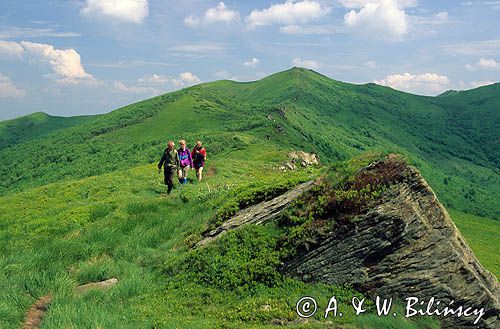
{"left": 22, "top": 278, "right": 118, "bottom": 329}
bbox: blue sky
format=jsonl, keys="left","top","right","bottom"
{"left": 0, "top": 0, "right": 499, "bottom": 120}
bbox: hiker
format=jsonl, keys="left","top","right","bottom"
{"left": 191, "top": 140, "right": 207, "bottom": 182}
{"left": 158, "top": 141, "right": 179, "bottom": 194}
{"left": 177, "top": 140, "right": 193, "bottom": 184}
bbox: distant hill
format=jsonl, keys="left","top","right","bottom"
{"left": 0, "top": 68, "right": 498, "bottom": 329}
{"left": 0, "top": 111, "right": 93, "bottom": 149}
{"left": 438, "top": 89, "right": 461, "bottom": 97}
{"left": 0, "top": 67, "right": 498, "bottom": 219}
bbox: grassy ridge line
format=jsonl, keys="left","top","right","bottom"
{"left": 200, "top": 69, "right": 500, "bottom": 219}
{"left": 0, "top": 152, "right": 443, "bottom": 328}
{"left": 0, "top": 111, "right": 95, "bottom": 148}
{"left": 0, "top": 68, "right": 498, "bottom": 218}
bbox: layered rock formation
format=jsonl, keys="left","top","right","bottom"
{"left": 200, "top": 156, "right": 499, "bottom": 328}
{"left": 282, "top": 159, "right": 499, "bottom": 328}
{"left": 195, "top": 180, "right": 316, "bottom": 247}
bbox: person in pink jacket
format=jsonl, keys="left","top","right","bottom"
{"left": 177, "top": 140, "right": 193, "bottom": 184}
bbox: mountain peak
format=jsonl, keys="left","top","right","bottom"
{"left": 438, "top": 89, "right": 461, "bottom": 97}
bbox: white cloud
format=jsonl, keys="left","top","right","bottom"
{"left": 113, "top": 81, "right": 158, "bottom": 94}
{"left": 138, "top": 74, "right": 169, "bottom": 84}
{"left": 214, "top": 70, "right": 231, "bottom": 79}
{"left": 467, "top": 80, "right": 495, "bottom": 88}
{"left": 184, "top": 16, "right": 201, "bottom": 27}
{"left": 441, "top": 39, "right": 500, "bottom": 56}
{"left": 374, "top": 72, "right": 451, "bottom": 95}
{"left": 456, "top": 80, "right": 496, "bottom": 90}
{"left": 337, "top": 0, "right": 417, "bottom": 8}
{"left": 0, "top": 27, "right": 80, "bottom": 39}
{"left": 0, "top": 73, "right": 26, "bottom": 98}
{"left": 168, "top": 44, "right": 224, "bottom": 53}
{"left": 185, "top": 2, "right": 239, "bottom": 27}
{"left": 410, "top": 10, "right": 448, "bottom": 27}
{"left": 0, "top": 40, "right": 24, "bottom": 58}
{"left": 243, "top": 57, "right": 260, "bottom": 67}
{"left": 435, "top": 11, "right": 448, "bottom": 21}
{"left": 461, "top": 1, "right": 500, "bottom": 10}
{"left": 280, "top": 24, "right": 343, "bottom": 34}
{"left": 292, "top": 57, "right": 321, "bottom": 69}
{"left": 81, "top": 0, "right": 149, "bottom": 24}
{"left": 178, "top": 72, "right": 201, "bottom": 85}
{"left": 88, "top": 60, "right": 176, "bottom": 68}
{"left": 465, "top": 58, "right": 500, "bottom": 71}
{"left": 344, "top": 0, "right": 408, "bottom": 39}
{"left": 246, "top": 1, "right": 331, "bottom": 29}
{"left": 213, "top": 70, "right": 240, "bottom": 80}
{"left": 205, "top": 2, "right": 239, "bottom": 23}
{"left": 115, "top": 71, "right": 202, "bottom": 94}
{"left": 0, "top": 40, "right": 94, "bottom": 85}
{"left": 20, "top": 41, "right": 95, "bottom": 84}
{"left": 363, "top": 60, "right": 378, "bottom": 68}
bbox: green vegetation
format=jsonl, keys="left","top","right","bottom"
{"left": 277, "top": 153, "right": 400, "bottom": 258}
{"left": 0, "top": 111, "right": 93, "bottom": 149}
{"left": 0, "top": 68, "right": 498, "bottom": 328}
{"left": 0, "top": 157, "right": 440, "bottom": 328}
{"left": 450, "top": 210, "right": 500, "bottom": 277}
{"left": 1, "top": 68, "right": 498, "bottom": 220}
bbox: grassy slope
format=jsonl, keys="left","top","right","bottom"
{"left": 0, "top": 152, "right": 444, "bottom": 329}
{"left": 0, "top": 68, "right": 498, "bottom": 328}
{"left": 450, "top": 209, "right": 500, "bottom": 276}
{"left": 0, "top": 68, "right": 498, "bottom": 220}
{"left": 200, "top": 68, "right": 499, "bottom": 219}
{"left": 0, "top": 111, "right": 94, "bottom": 149}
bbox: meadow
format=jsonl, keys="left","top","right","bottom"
{"left": 0, "top": 152, "right": 449, "bottom": 328}
{"left": 0, "top": 68, "right": 498, "bottom": 328}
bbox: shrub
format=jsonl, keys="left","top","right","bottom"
{"left": 166, "top": 226, "right": 283, "bottom": 290}
{"left": 278, "top": 154, "right": 409, "bottom": 259}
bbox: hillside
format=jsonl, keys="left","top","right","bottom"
{"left": 0, "top": 111, "right": 93, "bottom": 149}
{"left": 2, "top": 67, "right": 497, "bottom": 219}
{"left": 0, "top": 67, "right": 499, "bottom": 328}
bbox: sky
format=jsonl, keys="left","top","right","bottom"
{"left": 0, "top": 0, "right": 499, "bottom": 120}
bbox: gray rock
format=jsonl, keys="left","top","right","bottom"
{"left": 282, "top": 164, "right": 499, "bottom": 329}
{"left": 195, "top": 180, "right": 316, "bottom": 248}
{"left": 288, "top": 151, "right": 320, "bottom": 167}
{"left": 195, "top": 157, "right": 499, "bottom": 328}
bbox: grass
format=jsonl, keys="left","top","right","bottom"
{"left": 0, "top": 68, "right": 497, "bottom": 328}
{"left": 0, "top": 150, "right": 447, "bottom": 329}
{"left": 0, "top": 68, "right": 498, "bottom": 221}
{"left": 0, "top": 111, "right": 93, "bottom": 149}
{"left": 449, "top": 210, "right": 500, "bottom": 277}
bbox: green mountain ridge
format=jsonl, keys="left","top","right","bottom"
{"left": 0, "top": 111, "right": 94, "bottom": 149}
{"left": 1, "top": 67, "right": 498, "bottom": 219}
{"left": 0, "top": 67, "right": 499, "bottom": 329}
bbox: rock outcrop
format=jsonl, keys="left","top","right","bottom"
{"left": 195, "top": 180, "right": 316, "bottom": 247}
{"left": 282, "top": 160, "right": 499, "bottom": 328}
{"left": 280, "top": 151, "right": 319, "bottom": 171}
{"left": 287, "top": 151, "right": 319, "bottom": 167}
{"left": 199, "top": 156, "right": 499, "bottom": 328}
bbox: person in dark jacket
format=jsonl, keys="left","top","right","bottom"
{"left": 191, "top": 140, "right": 207, "bottom": 182}
{"left": 158, "top": 141, "right": 179, "bottom": 194}
{"left": 177, "top": 139, "right": 193, "bottom": 184}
